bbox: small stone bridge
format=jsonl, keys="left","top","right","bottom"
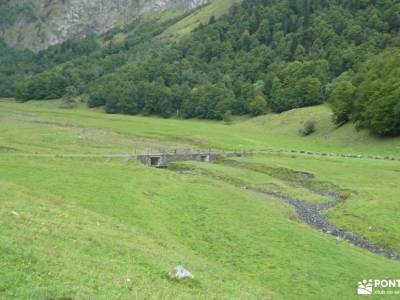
{"left": 137, "top": 149, "right": 253, "bottom": 168}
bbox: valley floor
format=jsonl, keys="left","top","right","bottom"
{"left": 1, "top": 99, "right": 399, "bottom": 299}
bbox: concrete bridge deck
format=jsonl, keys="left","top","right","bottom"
{"left": 136, "top": 150, "right": 253, "bottom": 167}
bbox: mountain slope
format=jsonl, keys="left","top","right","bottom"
{"left": 159, "top": 0, "right": 242, "bottom": 40}
{"left": 0, "top": 0, "right": 209, "bottom": 51}
{"left": 1, "top": 0, "right": 399, "bottom": 136}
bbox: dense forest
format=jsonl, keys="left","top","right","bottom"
{"left": 1, "top": 0, "right": 399, "bottom": 135}
{"left": 329, "top": 50, "right": 400, "bottom": 136}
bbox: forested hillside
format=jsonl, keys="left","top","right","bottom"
{"left": 1, "top": 0, "right": 399, "bottom": 135}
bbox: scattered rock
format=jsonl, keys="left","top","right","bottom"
{"left": 0, "top": 146, "right": 18, "bottom": 153}
{"left": 168, "top": 266, "right": 194, "bottom": 280}
{"left": 294, "top": 171, "right": 315, "bottom": 179}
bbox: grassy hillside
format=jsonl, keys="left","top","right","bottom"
{"left": 160, "top": 0, "right": 242, "bottom": 39}
{"left": 1, "top": 100, "right": 399, "bottom": 156}
{"left": 1, "top": 99, "right": 400, "bottom": 299}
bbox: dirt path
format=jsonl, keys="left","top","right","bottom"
{"left": 1, "top": 148, "right": 399, "bottom": 162}
{"left": 250, "top": 187, "right": 400, "bottom": 260}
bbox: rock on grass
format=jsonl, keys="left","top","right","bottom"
{"left": 168, "top": 266, "right": 194, "bottom": 280}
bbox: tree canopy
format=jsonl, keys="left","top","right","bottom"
{"left": 329, "top": 50, "right": 400, "bottom": 136}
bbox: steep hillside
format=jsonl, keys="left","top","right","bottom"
{"left": 0, "top": 0, "right": 209, "bottom": 51}
{"left": 160, "top": 0, "right": 242, "bottom": 39}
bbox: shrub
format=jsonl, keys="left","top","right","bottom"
{"left": 300, "top": 119, "right": 316, "bottom": 136}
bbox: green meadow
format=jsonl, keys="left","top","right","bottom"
{"left": 1, "top": 99, "right": 399, "bottom": 299}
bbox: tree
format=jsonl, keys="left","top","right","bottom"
{"left": 223, "top": 110, "right": 233, "bottom": 125}
{"left": 328, "top": 80, "right": 355, "bottom": 125}
{"left": 386, "top": 4, "right": 400, "bottom": 31}
{"left": 328, "top": 50, "right": 400, "bottom": 136}
{"left": 249, "top": 95, "right": 268, "bottom": 116}
{"left": 15, "top": 83, "right": 28, "bottom": 102}
{"left": 61, "top": 85, "right": 78, "bottom": 109}
{"left": 88, "top": 85, "right": 107, "bottom": 108}
{"left": 359, "top": 86, "right": 400, "bottom": 136}
{"left": 269, "top": 77, "right": 286, "bottom": 112}
{"left": 293, "top": 76, "right": 323, "bottom": 107}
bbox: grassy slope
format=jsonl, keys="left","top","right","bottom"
{"left": 100, "top": 0, "right": 242, "bottom": 48}
{"left": 160, "top": 0, "right": 242, "bottom": 40}
{"left": 1, "top": 100, "right": 399, "bottom": 156}
{"left": 1, "top": 99, "right": 400, "bottom": 299}
{"left": 231, "top": 154, "right": 400, "bottom": 252}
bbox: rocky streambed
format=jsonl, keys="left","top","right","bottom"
{"left": 251, "top": 187, "right": 400, "bottom": 260}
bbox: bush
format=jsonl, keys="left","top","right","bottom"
{"left": 60, "top": 98, "right": 77, "bottom": 109}
{"left": 300, "top": 119, "right": 316, "bottom": 136}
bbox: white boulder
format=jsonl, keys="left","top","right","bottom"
{"left": 168, "top": 266, "right": 194, "bottom": 280}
